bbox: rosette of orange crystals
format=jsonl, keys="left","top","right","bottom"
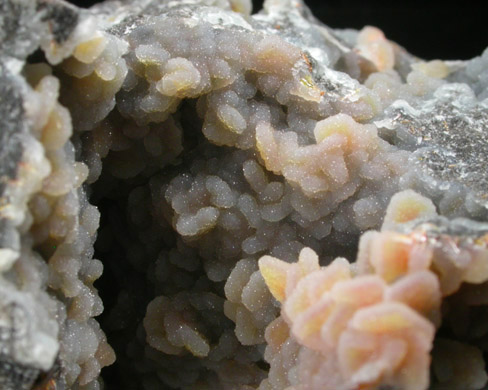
{"left": 259, "top": 190, "right": 488, "bottom": 390}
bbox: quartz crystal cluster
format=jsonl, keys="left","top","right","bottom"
{"left": 259, "top": 191, "right": 488, "bottom": 390}
{"left": 1, "top": 0, "right": 488, "bottom": 389}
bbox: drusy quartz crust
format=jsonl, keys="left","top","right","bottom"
{"left": 1, "top": 0, "right": 488, "bottom": 389}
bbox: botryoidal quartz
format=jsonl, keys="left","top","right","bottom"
{"left": 1, "top": 0, "right": 488, "bottom": 389}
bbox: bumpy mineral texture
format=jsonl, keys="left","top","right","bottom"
{"left": 1, "top": 0, "right": 488, "bottom": 389}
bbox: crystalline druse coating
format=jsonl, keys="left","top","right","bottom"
{"left": 1, "top": 0, "right": 488, "bottom": 389}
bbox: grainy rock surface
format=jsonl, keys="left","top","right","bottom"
{"left": 1, "top": 0, "right": 488, "bottom": 389}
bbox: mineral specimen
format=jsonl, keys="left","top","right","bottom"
{"left": 259, "top": 191, "right": 488, "bottom": 389}
{"left": 1, "top": 0, "right": 488, "bottom": 389}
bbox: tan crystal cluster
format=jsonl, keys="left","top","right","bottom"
{"left": 26, "top": 67, "right": 116, "bottom": 389}
{"left": 0, "top": 63, "right": 115, "bottom": 389}
{"left": 259, "top": 191, "right": 488, "bottom": 390}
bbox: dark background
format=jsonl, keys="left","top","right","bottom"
{"left": 299, "top": 0, "right": 487, "bottom": 60}
{"left": 67, "top": 0, "right": 487, "bottom": 60}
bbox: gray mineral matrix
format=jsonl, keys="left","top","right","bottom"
{"left": 1, "top": 0, "right": 488, "bottom": 389}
